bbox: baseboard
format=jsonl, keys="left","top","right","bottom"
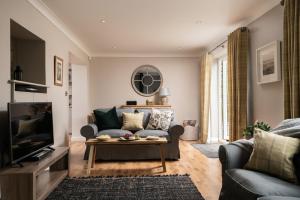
{"left": 71, "top": 136, "right": 86, "bottom": 142}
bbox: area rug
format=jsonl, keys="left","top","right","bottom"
{"left": 192, "top": 143, "right": 221, "bottom": 158}
{"left": 47, "top": 174, "right": 204, "bottom": 200}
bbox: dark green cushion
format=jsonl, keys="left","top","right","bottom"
{"left": 294, "top": 153, "right": 300, "bottom": 183}
{"left": 93, "top": 107, "right": 121, "bottom": 130}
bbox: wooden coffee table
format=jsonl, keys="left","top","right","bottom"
{"left": 85, "top": 137, "right": 168, "bottom": 174}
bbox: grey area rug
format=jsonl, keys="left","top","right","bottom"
{"left": 192, "top": 143, "right": 221, "bottom": 158}
{"left": 47, "top": 175, "right": 204, "bottom": 200}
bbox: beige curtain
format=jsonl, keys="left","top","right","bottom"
{"left": 227, "top": 27, "right": 249, "bottom": 142}
{"left": 283, "top": 0, "right": 300, "bottom": 118}
{"left": 199, "top": 53, "right": 212, "bottom": 143}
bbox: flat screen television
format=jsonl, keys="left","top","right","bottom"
{"left": 8, "top": 102, "right": 54, "bottom": 164}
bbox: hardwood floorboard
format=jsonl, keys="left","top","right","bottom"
{"left": 69, "top": 140, "right": 222, "bottom": 200}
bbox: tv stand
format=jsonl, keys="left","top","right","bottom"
{"left": 0, "top": 147, "right": 69, "bottom": 200}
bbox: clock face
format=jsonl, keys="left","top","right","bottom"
{"left": 131, "top": 65, "right": 163, "bottom": 97}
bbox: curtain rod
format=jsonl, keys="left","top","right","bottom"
{"left": 208, "top": 40, "right": 227, "bottom": 54}
{"left": 208, "top": 27, "right": 248, "bottom": 54}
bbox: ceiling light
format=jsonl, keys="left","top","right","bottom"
{"left": 112, "top": 46, "right": 117, "bottom": 49}
{"left": 195, "top": 20, "right": 202, "bottom": 24}
{"left": 100, "top": 19, "right": 106, "bottom": 23}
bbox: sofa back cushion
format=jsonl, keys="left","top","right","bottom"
{"left": 245, "top": 128, "right": 300, "bottom": 183}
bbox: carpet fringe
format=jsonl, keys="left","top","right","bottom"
{"left": 69, "top": 174, "right": 190, "bottom": 179}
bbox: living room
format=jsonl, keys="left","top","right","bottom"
{"left": 0, "top": 0, "right": 300, "bottom": 200}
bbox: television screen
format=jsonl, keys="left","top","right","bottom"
{"left": 8, "top": 102, "right": 53, "bottom": 163}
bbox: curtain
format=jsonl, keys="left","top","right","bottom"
{"left": 227, "top": 27, "right": 249, "bottom": 142}
{"left": 199, "top": 53, "right": 213, "bottom": 143}
{"left": 283, "top": 0, "right": 300, "bottom": 118}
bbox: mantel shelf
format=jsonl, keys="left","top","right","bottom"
{"left": 8, "top": 80, "right": 49, "bottom": 88}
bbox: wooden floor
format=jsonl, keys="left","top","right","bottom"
{"left": 69, "top": 140, "right": 222, "bottom": 200}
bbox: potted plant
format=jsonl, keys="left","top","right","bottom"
{"left": 243, "top": 121, "right": 271, "bottom": 139}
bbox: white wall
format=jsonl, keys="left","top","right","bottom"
{"left": 0, "top": 0, "right": 89, "bottom": 146}
{"left": 89, "top": 57, "right": 200, "bottom": 123}
{"left": 248, "top": 5, "right": 284, "bottom": 127}
{"left": 71, "top": 64, "right": 89, "bottom": 140}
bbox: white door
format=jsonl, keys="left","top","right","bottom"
{"left": 71, "top": 64, "right": 89, "bottom": 140}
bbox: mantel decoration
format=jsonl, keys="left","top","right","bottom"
{"left": 54, "top": 56, "right": 63, "bottom": 86}
{"left": 131, "top": 65, "right": 163, "bottom": 97}
{"left": 159, "top": 87, "right": 171, "bottom": 105}
{"left": 256, "top": 41, "right": 281, "bottom": 84}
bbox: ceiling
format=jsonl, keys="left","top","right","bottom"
{"left": 40, "top": 0, "right": 280, "bottom": 57}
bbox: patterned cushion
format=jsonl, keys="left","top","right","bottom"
{"left": 245, "top": 128, "right": 300, "bottom": 183}
{"left": 146, "top": 109, "right": 173, "bottom": 131}
{"left": 121, "top": 112, "right": 144, "bottom": 131}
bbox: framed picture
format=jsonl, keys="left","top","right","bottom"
{"left": 54, "top": 56, "right": 63, "bottom": 86}
{"left": 256, "top": 41, "right": 281, "bottom": 84}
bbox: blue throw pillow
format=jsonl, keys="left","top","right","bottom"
{"left": 294, "top": 153, "right": 300, "bottom": 183}
{"left": 93, "top": 107, "right": 121, "bottom": 131}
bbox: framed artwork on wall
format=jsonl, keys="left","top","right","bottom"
{"left": 256, "top": 41, "right": 281, "bottom": 84}
{"left": 54, "top": 56, "right": 63, "bottom": 86}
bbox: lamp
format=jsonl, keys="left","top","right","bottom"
{"left": 159, "top": 88, "right": 170, "bottom": 105}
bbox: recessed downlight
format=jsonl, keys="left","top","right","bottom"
{"left": 100, "top": 19, "right": 106, "bottom": 23}
{"left": 195, "top": 20, "right": 202, "bottom": 24}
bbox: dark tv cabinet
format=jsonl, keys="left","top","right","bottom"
{"left": 0, "top": 147, "right": 69, "bottom": 200}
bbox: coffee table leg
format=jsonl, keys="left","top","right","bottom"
{"left": 92, "top": 145, "right": 96, "bottom": 168}
{"left": 160, "top": 144, "right": 166, "bottom": 172}
{"left": 87, "top": 144, "right": 95, "bottom": 175}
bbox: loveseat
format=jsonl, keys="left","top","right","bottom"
{"left": 80, "top": 108, "right": 184, "bottom": 161}
{"left": 218, "top": 119, "right": 300, "bottom": 200}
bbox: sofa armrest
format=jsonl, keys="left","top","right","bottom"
{"left": 219, "top": 139, "right": 253, "bottom": 177}
{"left": 80, "top": 124, "right": 98, "bottom": 140}
{"left": 168, "top": 122, "right": 184, "bottom": 142}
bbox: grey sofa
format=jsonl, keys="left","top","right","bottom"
{"left": 218, "top": 139, "right": 300, "bottom": 200}
{"left": 80, "top": 108, "right": 184, "bottom": 161}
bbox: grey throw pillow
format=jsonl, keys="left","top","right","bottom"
{"left": 271, "top": 118, "right": 300, "bottom": 138}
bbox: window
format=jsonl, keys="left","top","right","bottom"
{"left": 208, "top": 56, "right": 228, "bottom": 143}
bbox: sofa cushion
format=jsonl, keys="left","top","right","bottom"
{"left": 135, "top": 109, "right": 152, "bottom": 128}
{"left": 94, "top": 107, "right": 121, "bottom": 131}
{"left": 245, "top": 129, "right": 300, "bottom": 183}
{"left": 94, "top": 108, "right": 135, "bottom": 124}
{"left": 121, "top": 112, "right": 144, "bottom": 131}
{"left": 135, "top": 129, "right": 169, "bottom": 138}
{"left": 225, "top": 169, "right": 300, "bottom": 198}
{"left": 146, "top": 109, "right": 173, "bottom": 131}
{"left": 271, "top": 118, "right": 300, "bottom": 138}
{"left": 294, "top": 153, "right": 300, "bottom": 183}
{"left": 97, "top": 129, "right": 132, "bottom": 138}
{"left": 258, "top": 197, "right": 300, "bottom": 200}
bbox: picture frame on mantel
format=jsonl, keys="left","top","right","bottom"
{"left": 54, "top": 56, "right": 63, "bottom": 86}
{"left": 256, "top": 41, "right": 281, "bottom": 84}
